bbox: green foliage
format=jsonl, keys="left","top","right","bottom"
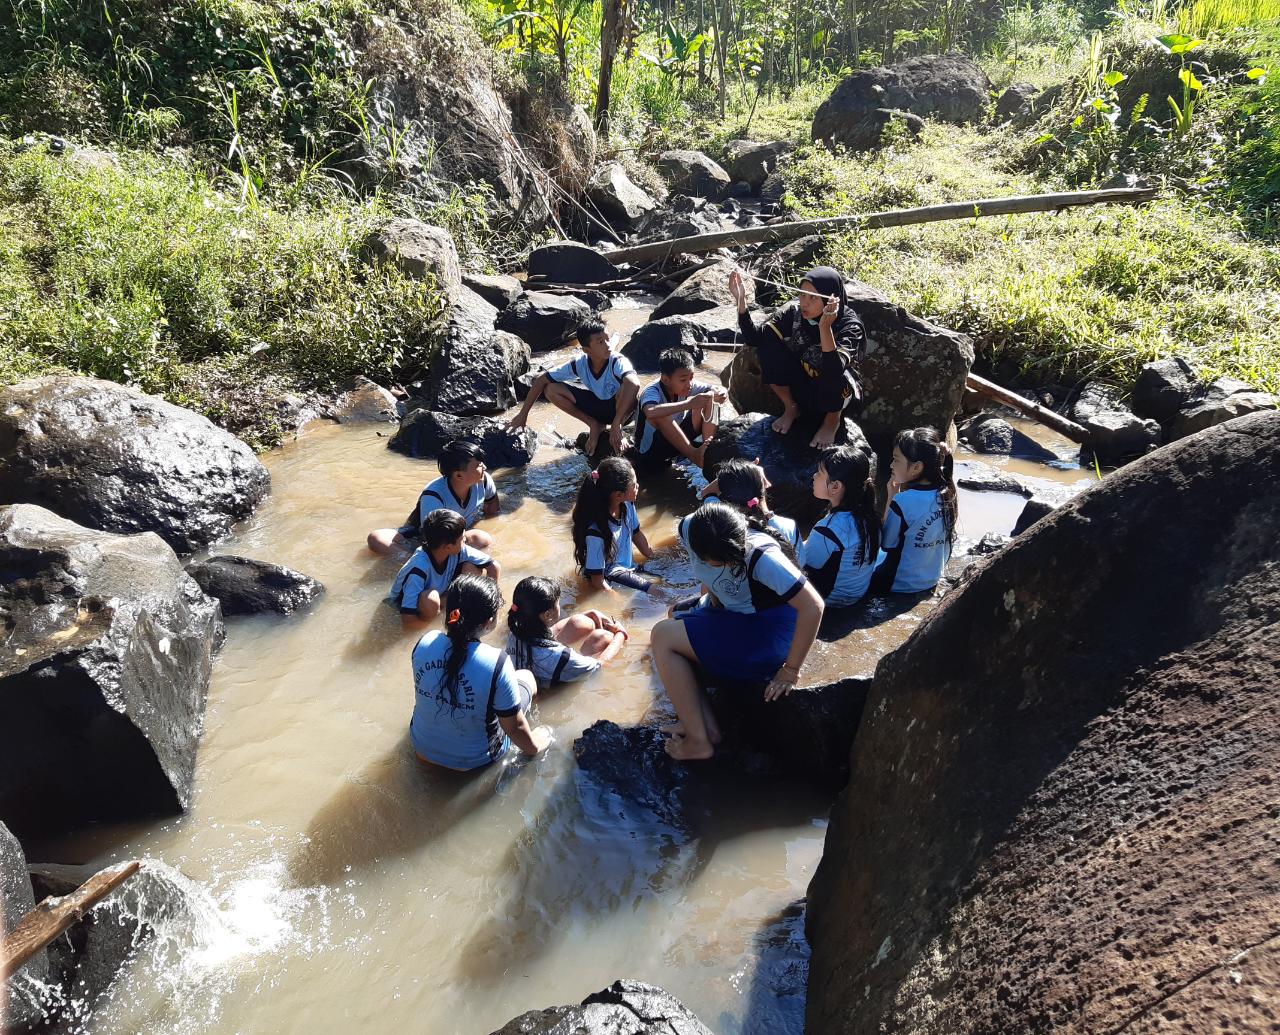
{"left": 0, "top": 140, "right": 443, "bottom": 445}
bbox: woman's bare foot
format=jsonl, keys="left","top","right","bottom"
{"left": 771, "top": 406, "right": 800, "bottom": 434}
{"left": 809, "top": 426, "right": 838, "bottom": 449}
{"left": 664, "top": 732, "right": 715, "bottom": 761}
{"left": 660, "top": 721, "right": 685, "bottom": 736}
{"left": 584, "top": 422, "right": 604, "bottom": 455}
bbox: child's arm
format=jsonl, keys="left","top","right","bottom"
{"left": 634, "top": 529, "right": 655, "bottom": 561}
{"left": 506, "top": 372, "right": 549, "bottom": 429}
{"left": 586, "top": 571, "right": 615, "bottom": 594}
{"left": 766, "top": 582, "right": 825, "bottom": 700}
{"left": 482, "top": 558, "right": 501, "bottom": 580}
{"left": 483, "top": 495, "right": 500, "bottom": 518}
{"left": 499, "top": 712, "right": 551, "bottom": 756}
{"left": 596, "top": 630, "right": 627, "bottom": 663}
{"left": 608, "top": 375, "right": 641, "bottom": 450}
{"left": 401, "top": 588, "right": 441, "bottom": 628}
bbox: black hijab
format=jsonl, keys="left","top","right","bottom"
{"left": 780, "top": 267, "right": 865, "bottom": 360}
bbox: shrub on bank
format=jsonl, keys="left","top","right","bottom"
{"left": 0, "top": 140, "right": 442, "bottom": 447}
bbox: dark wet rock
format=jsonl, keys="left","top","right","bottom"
{"left": 633, "top": 200, "right": 729, "bottom": 243}
{"left": 586, "top": 163, "right": 658, "bottom": 229}
{"left": 496, "top": 291, "right": 595, "bottom": 351}
{"left": 823, "top": 107, "right": 927, "bottom": 152}
{"left": 651, "top": 259, "right": 753, "bottom": 320}
{"left": 994, "top": 82, "right": 1038, "bottom": 122}
{"left": 621, "top": 321, "right": 707, "bottom": 373}
{"left": 754, "top": 235, "right": 826, "bottom": 290}
{"left": 724, "top": 281, "right": 973, "bottom": 453}
{"left": 0, "top": 505, "right": 220, "bottom": 841}
{"left": 1168, "top": 379, "right": 1277, "bottom": 441}
{"left": 527, "top": 242, "right": 620, "bottom": 286}
{"left": 185, "top": 556, "right": 324, "bottom": 616}
{"left": 390, "top": 409, "right": 538, "bottom": 468}
{"left": 703, "top": 413, "right": 872, "bottom": 525}
{"left": 709, "top": 675, "right": 872, "bottom": 787}
{"left": 0, "top": 376, "right": 270, "bottom": 555}
{"left": 1012, "top": 482, "right": 1081, "bottom": 535}
{"left": 1131, "top": 357, "right": 1198, "bottom": 422}
{"left": 656, "top": 149, "right": 732, "bottom": 201}
{"left": 3, "top": 821, "right": 48, "bottom": 1029}
{"left": 420, "top": 287, "right": 531, "bottom": 416}
{"left": 955, "top": 459, "right": 1027, "bottom": 495}
{"left": 327, "top": 376, "right": 399, "bottom": 423}
{"left": 362, "top": 217, "right": 461, "bottom": 289}
{"left": 813, "top": 55, "right": 992, "bottom": 149}
{"left": 1072, "top": 382, "right": 1161, "bottom": 460}
{"left": 760, "top": 170, "right": 786, "bottom": 202}
{"left": 27, "top": 861, "right": 201, "bottom": 1025}
{"left": 722, "top": 139, "right": 794, "bottom": 190}
{"left": 806, "top": 410, "right": 1280, "bottom": 1035}
{"left": 573, "top": 721, "right": 690, "bottom": 832}
{"left": 545, "top": 286, "right": 611, "bottom": 310}
{"left": 490, "top": 978, "right": 714, "bottom": 1035}
{"left": 462, "top": 272, "right": 522, "bottom": 311}
{"left": 962, "top": 413, "right": 1014, "bottom": 454}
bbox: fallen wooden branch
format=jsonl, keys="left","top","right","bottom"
{"left": 602, "top": 187, "right": 1159, "bottom": 266}
{"left": 966, "top": 372, "right": 1089, "bottom": 444}
{"left": 1, "top": 860, "right": 142, "bottom": 975}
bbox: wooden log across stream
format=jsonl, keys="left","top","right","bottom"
{"left": 602, "top": 187, "right": 1159, "bottom": 266}
{"left": 1, "top": 860, "right": 141, "bottom": 976}
{"left": 965, "top": 373, "right": 1091, "bottom": 443}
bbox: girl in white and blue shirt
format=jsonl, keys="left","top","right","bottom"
{"left": 571, "top": 456, "right": 656, "bottom": 594}
{"left": 700, "top": 458, "right": 803, "bottom": 563}
{"left": 390, "top": 510, "right": 500, "bottom": 624}
{"left": 804, "top": 444, "right": 880, "bottom": 607}
{"left": 505, "top": 576, "right": 628, "bottom": 691}
{"left": 871, "top": 426, "right": 958, "bottom": 594}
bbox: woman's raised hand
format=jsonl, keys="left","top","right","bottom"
{"left": 728, "top": 269, "right": 748, "bottom": 312}
{"left": 819, "top": 294, "right": 839, "bottom": 329}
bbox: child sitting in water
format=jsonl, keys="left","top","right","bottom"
{"left": 572, "top": 456, "right": 656, "bottom": 594}
{"left": 804, "top": 445, "right": 880, "bottom": 607}
{"left": 368, "top": 440, "right": 498, "bottom": 555}
{"left": 390, "top": 510, "right": 500, "bottom": 626}
{"left": 632, "top": 348, "right": 726, "bottom": 469}
{"left": 506, "top": 576, "right": 628, "bottom": 691}
{"left": 871, "top": 427, "right": 958, "bottom": 594}
{"left": 699, "top": 458, "right": 803, "bottom": 563}
{"left": 506, "top": 319, "right": 641, "bottom": 456}
{"left": 655, "top": 502, "right": 824, "bottom": 761}
{"left": 410, "top": 575, "right": 549, "bottom": 771}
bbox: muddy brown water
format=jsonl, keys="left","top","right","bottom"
{"left": 26, "top": 298, "right": 1091, "bottom": 1034}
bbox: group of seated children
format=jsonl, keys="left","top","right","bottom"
{"left": 374, "top": 262, "right": 960, "bottom": 768}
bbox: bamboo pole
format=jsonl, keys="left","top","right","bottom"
{"left": 965, "top": 373, "right": 1090, "bottom": 443}
{"left": 601, "top": 187, "right": 1159, "bottom": 266}
{"left": 1, "top": 861, "right": 142, "bottom": 975}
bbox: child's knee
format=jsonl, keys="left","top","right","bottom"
{"left": 419, "top": 595, "right": 441, "bottom": 620}
{"left": 582, "top": 628, "right": 613, "bottom": 655}
{"left": 367, "top": 528, "right": 396, "bottom": 554}
{"left": 564, "top": 613, "right": 596, "bottom": 638}
{"left": 464, "top": 529, "right": 493, "bottom": 550}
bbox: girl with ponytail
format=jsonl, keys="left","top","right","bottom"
{"left": 505, "top": 576, "right": 629, "bottom": 691}
{"left": 654, "top": 502, "right": 825, "bottom": 762}
{"left": 870, "top": 426, "right": 959, "bottom": 594}
{"left": 699, "top": 458, "right": 802, "bottom": 563}
{"left": 410, "top": 574, "right": 550, "bottom": 771}
{"left": 571, "top": 456, "right": 656, "bottom": 594}
{"left": 804, "top": 444, "right": 881, "bottom": 606}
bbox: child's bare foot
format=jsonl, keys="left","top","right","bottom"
{"left": 660, "top": 721, "right": 685, "bottom": 737}
{"left": 660, "top": 719, "right": 722, "bottom": 745}
{"left": 584, "top": 422, "right": 603, "bottom": 456}
{"left": 771, "top": 406, "right": 799, "bottom": 434}
{"left": 664, "top": 732, "right": 715, "bottom": 761}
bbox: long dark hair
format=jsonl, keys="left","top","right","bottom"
{"left": 712, "top": 459, "right": 796, "bottom": 562}
{"left": 687, "top": 501, "right": 749, "bottom": 574}
{"left": 507, "top": 576, "right": 559, "bottom": 670}
{"left": 818, "top": 445, "right": 879, "bottom": 564}
{"left": 572, "top": 456, "right": 635, "bottom": 571}
{"left": 895, "top": 427, "right": 958, "bottom": 546}
{"left": 441, "top": 575, "right": 502, "bottom": 711}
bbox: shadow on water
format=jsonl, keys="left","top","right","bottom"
{"left": 733, "top": 900, "right": 809, "bottom": 1035}
{"left": 816, "top": 590, "right": 932, "bottom": 645}
{"left": 285, "top": 732, "right": 499, "bottom": 888}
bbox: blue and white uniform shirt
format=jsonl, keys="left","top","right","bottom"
{"left": 507, "top": 635, "right": 601, "bottom": 690}
{"left": 417, "top": 473, "right": 497, "bottom": 529}
{"left": 583, "top": 501, "right": 641, "bottom": 574}
{"left": 803, "top": 510, "right": 875, "bottom": 606}
{"left": 635, "top": 380, "right": 713, "bottom": 454}
{"left": 547, "top": 353, "right": 636, "bottom": 401}
{"left": 677, "top": 520, "right": 806, "bottom": 614}
{"left": 390, "top": 544, "right": 492, "bottom": 614}
{"left": 876, "top": 487, "right": 951, "bottom": 592}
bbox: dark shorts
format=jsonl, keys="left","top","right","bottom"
{"left": 634, "top": 412, "right": 698, "bottom": 465}
{"left": 564, "top": 383, "right": 624, "bottom": 425}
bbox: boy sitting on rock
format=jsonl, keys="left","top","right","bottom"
{"left": 632, "top": 348, "right": 726, "bottom": 469}
{"left": 506, "top": 319, "right": 640, "bottom": 455}
{"left": 390, "top": 510, "right": 500, "bottom": 627}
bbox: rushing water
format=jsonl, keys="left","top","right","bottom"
{"left": 22, "top": 300, "right": 1091, "bottom": 1035}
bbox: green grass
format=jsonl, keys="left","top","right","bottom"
{"left": 0, "top": 139, "right": 443, "bottom": 448}
{"left": 778, "top": 124, "right": 1280, "bottom": 393}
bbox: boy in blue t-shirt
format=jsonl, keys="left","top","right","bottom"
{"left": 506, "top": 319, "right": 641, "bottom": 456}
{"left": 390, "top": 510, "right": 500, "bottom": 625}
{"left": 633, "top": 348, "right": 727, "bottom": 469}
{"left": 368, "top": 439, "right": 499, "bottom": 555}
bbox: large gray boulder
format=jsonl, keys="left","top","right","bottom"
{"left": 419, "top": 286, "right": 531, "bottom": 415}
{"left": 813, "top": 54, "right": 992, "bottom": 149}
{"left": 586, "top": 163, "right": 658, "bottom": 229}
{"left": 1168, "top": 376, "right": 1278, "bottom": 441}
{"left": 994, "top": 82, "right": 1038, "bottom": 122}
{"left": 462, "top": 271, "right": 522, "bottom": 311}
{"left": 0, "top": 376, "right": 270, "bottom": 554}
{"left": 362, "top": 218, "right": 461, "bottom": 289}
{"left": 527, "top": 242, "right": 620, "bottom": 286}
{"left": 327, "top": 376, "right": 399, "bottom": 424}
{"left": 721, "top": 139, "right": 794, "bottom": 190}
{"left": 496, "top": 290, "right": 595, "bottom": 350}
{"left": 389, "top": 409, "right": 537, "bottom": 468}
{"left": 184, "top": 555, "right": 324, "bottom": 616}
{"left": 651, "top": 260, "right": 753, "bottom": 320}
{"left": 489, "top": 979, "right": 713, "bottom": 1034}
{"left": 2, "top": 821, "right": 48, "bottom": 1030}
{"left": 656, "top": 150, "right": 732, "bottom": 201}
{"left": 723, "top": 281, "right": 973, "bottom": 453}
{"left": 823, "top": 107, "right": 926, "bottom": 152}
{"left": 0, "top": 505, "right": 220, "bottom": 841}
{"left": 1072, "top": 382, "right": 1161, "bottom": 460}
{"left": 806, "top": 410, "right": 1280, "bottom": 1035}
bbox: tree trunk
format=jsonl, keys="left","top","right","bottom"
{"left": 595, "top": 0, "right": 621, "bottom": 137}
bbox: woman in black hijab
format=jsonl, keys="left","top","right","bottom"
{"left": 729, "top": 266, "right": 865, "bottom": 449}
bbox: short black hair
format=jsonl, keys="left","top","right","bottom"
{"left": 422, "top": 508, "right": 465, "bottom": 550}
{"left": 576, "top": 319, "right": 607, "bottom": 348}
{"left": 438, "top": 439, "right": 484, "bottom": 478}
{"left": 659, "top": 348, "right": 696, "bottom": 376}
